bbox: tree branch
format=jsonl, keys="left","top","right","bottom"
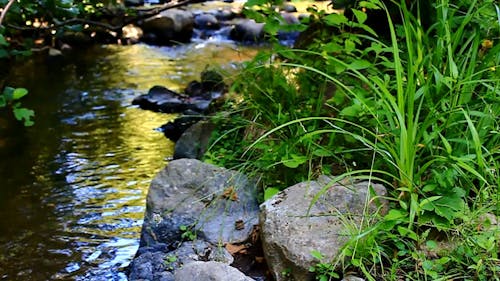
{"left": 6, "top": 0, "right": 195, "bottom": 32}
{"left": 0, "top": 0, "right": 16, "bottom": 27}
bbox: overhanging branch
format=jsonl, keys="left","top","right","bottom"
{"left": 5, "top": 0, "right": 195, "bottom": 32}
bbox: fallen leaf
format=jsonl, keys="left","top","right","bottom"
{"left": 221, "top": 186, "right": 239, "bottom": 201}
{"left": 225, "top": 243, "right": 248, "bottom": 255}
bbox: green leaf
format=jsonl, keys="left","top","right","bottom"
{"left": 439, "top": 133, "right": 452, "bottom": 155}
{"left": 351, "top": 9, "right": 367, "bottom": 24}
{"left": 12, "top": 88, "right": 28, "bottom": 100}
{"left": 397, "top": 226, "right": 418, "bottom": 241}
{"left": 422, "top": 183, "right": 437, "bottom": 192}
{"left": 264, "top": 17, "right": 281, "bottom": 36}
{"left": 348, "top": 59, "right": 372, "bottom": 70}
{"left": 432, "top": 194, "right": 465, "bottom": 221}
{"left": 264, "top": 187, "right": 280, "bottom": 201}
{"left": 13, "top": 107, "right": 35, "bottom": 126}
{"left": 419, "top": 196, "right": 442, "bottom": 210}
{"left": 282, "top": 154, "right": 307, "bottom": 168}
{"left": 245, "top": 0, "right": 268, "bottom": 6}
{"left": 310, "top": 249, "right": 324, "bottom": 260}
{"left": 426, "top": 240, "right": 438, "bottom": 250}
{"left": 0, "top": 48, "right": 8, "bottom": 59}
{"left": 324, "top": 14, "right": 348, "bottom": 26}
{"left": 312, "top": 148, "right": 333, "bottom": 157}
{"left": 384, "top": 209, "right": 407, "bottom": 221}
{"left": 339, "top": 103, "right": 362, "bottom": 117}
{"left": 344, "top": 38, "right": 356, "bottom": 53}
{"left": 359, "top": 0, "right": 382, "bottom": 9}
{"left": 323, "top": 42, "right": 342, "bottom": 53}
{"left": 0, "top": 95, "right": 5, "bottom": 107}
{"left": 0, "top": 34, "right": 8, "bottom": 46}
{"left": 2, "top": 86, "right": 14, "bottom": 100}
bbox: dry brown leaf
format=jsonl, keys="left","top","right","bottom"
{"left": 221, "top": 186, "right": 239, "bottom": 201}
{"left": 225, "top": 243, "right": 248, "bottom": 255}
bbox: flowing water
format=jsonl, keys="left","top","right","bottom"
{"left": 0, "top": 41, "right": 257, "bottom": 280}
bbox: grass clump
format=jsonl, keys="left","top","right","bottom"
{"left": 205, "top": 0, "right": 499, "bottom": 279}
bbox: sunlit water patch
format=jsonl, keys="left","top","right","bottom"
{"left": 0, "top": 42, "right": 257, "bottom": 280}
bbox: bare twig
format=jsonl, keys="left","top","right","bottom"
{"left": 0, "top": 0, "right": 16, "bottom": 27}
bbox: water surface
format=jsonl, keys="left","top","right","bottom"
{"left": 0, "top": 42, "right": 257, "bottom": 280}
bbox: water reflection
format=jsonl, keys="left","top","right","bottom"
{"left": 0, "top": 42, "right": 257, "bottom": 280}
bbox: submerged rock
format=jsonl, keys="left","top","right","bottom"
{"left": 132, "top": 85, "right": 186, "bottom": 113}
{"left": 260, "top": 177, "right": 388, "bottom": 281}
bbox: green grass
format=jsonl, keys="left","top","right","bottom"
{"left": 205, "top": 0, "right": 499, "bottom": 279}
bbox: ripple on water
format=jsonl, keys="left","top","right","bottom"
{"left": 0, "top": 36, "right": 260, "bottom": 280}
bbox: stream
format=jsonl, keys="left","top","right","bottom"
{"left": 0, "top": 38, "right": 257, "bottom": 280}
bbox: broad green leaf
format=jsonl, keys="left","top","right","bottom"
{"left": 312, "top": 148, "right": 333, "bottom": 157}
{"left": 264, "top": 17, "right": 281, "bottom": 36}
{"left": 419, "top": 196, "right": 442, "bottom": 210}
{"left": 344, "top": 39, "right": 356, "bottom": 53}
{"left": 339, "top": 103, "right": 362, "bottom": 117}
{"left": 384, "top": 209, "right": 407, "bottom": 221}
{"left": 351, "top": 9, "right": 367, "bottom": 24}
{"left": 432, "top": 195, "right": 465, "bottom": 221}
{"left": 426, "top": 240, "right": 438, "bottom": 250}
{"left": 282, "top": 154, "right": 307, "bottom": 168}
{"left": 0, "top": 96, "right": 5, "bottom": 107}
{"left": 397, "top": 226, "right": 418, "bottom": 241}
{"left": 359, "top": 0, "right": 382, "bottom": 9}
{"left": 0, "top": 34, "right": 8, "bottom": 46}
{"left": 323, "top": 42, "right": 342, "bottom": 53}
{"left": 12, "top": 88, "right": 28, "bottom": 100}
{"left": 422, "top": 183, "right": 437, "bottom": 192}
{"left": 13, "top": 107, "right": 35, "bottom": 126}
{"left": 324, "top": 14, "right": 348, "bottom": 26}
{"left": 264, "top": 187, "right": 280, "bottom": 201}
{"left": 348, "top": 59, "right": 372, "bottom": 70}
{"left": 356, "top": 23, "right": 378, "bottom": 36}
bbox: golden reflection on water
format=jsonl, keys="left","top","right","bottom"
{"left": 0, "top": 34, "right": 261, "bottom": 280}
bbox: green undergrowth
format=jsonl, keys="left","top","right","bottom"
{"left": 204, "top": 0, "right": 499, "bottom": 280}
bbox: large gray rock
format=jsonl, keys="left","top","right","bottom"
{"left": 141, "top": 9, "right": 194, "bottom": 44}
{"left": 174, "top": 261, "right": 254, "bottom": 281}
{"left": 260, "top": 176, "right": 388, "bottom": 281}
{"left": 140, "top": 159, "right": 260, "bottom": 248}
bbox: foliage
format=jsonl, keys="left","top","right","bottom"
{"left": 179, "top": 224, "right": 196, "bottom": 241}
{"left": 0, "top": 86, "right": 34, "bottom": 126}
{"left": 205, "top": 0, "right": 500, "bottom": 279}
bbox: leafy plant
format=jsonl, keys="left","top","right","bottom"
{"left": 0, "top": 86, "right": 34, "bottom": 126}
{"left": 179, "top": 224, "right": 196, "bottom": 241}
{"left": 206, "top": 0, "right": 499, "bottom": 279}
